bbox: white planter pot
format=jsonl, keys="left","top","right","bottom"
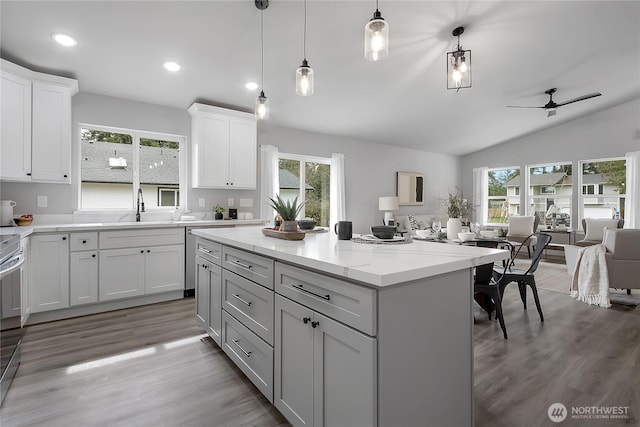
{"left": 447, "top": 218, "right": 462, "bottom": 240}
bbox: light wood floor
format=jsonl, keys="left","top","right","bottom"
{"left": 1, "top": 288, "right": 638, "bottom": 427}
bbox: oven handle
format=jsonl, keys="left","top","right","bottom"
{"left": 0, "top": 253, "right": 25, "bottom": 279}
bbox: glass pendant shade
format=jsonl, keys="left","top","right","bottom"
{"left": 296, "top": 60, "right": 314, "bottom": 96}
{"left": 364, "top": 10, "right": 388, "bottom": 61}
{"left": 255, "top": 91, "right": 269, "bottom": 120}
{"left": 447, "top": 26, "right": 471, "bottom": 90}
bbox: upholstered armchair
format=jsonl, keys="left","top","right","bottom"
{"left": 575, "top": 218, "right": 624, "bottom": 246}
{"left": 506, "top": 215, "right": 540, "bottom": 257}
{"left": 565, "top": 228, "right": 640, "bottom": 293}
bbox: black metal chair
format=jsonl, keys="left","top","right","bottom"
{"left": 473, "top": 241, "right": 513, "bottom": 339}
{"left": 493, "top": 233, "right": 552, "bottom": 322}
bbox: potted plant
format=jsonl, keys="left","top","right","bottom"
{"left": 268, "top": 195, "right": 304, "bottom": 232}
{"left": 441, "top": 187, "right": 472, "bottom": 240}
{"left": 213, "top": 205, "right": 224, "bottom": 220}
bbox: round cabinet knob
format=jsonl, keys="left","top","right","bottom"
{"left": 92, "top": 254, "right": 96, "bottom": 258}
{"left": 147, "top": 250, "right": 150, "bottom": 253}
{"left": 62, "top": 237, "right": 67, "bottom": 240}
{"left": 82, "top": 240, "right": 87, "bottom": 244}
{"left": 311, "top": 321, "right": 319, "bottom": 328}
{"left": 140, "top": 250, "right": 144, "bottom": 253}
{"left": 26, "top": 172, "right": 32, "bottom": 176}
{"left": 303, "top": 317, "right": 311, "bottom": 324}
{"left": 64, "top": 174, "right": 68, "bottom": 178}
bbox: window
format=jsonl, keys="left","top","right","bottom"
{"left": 80, "top": 125, "right": 185, "bottom": 210}
{"left": 486, "top": 167, "right": 520, "bottom": 224}
{"left": 278, "top": 153, "right": 331, "bottom": 227}
{"left": 580, "top": 158, "right": 626, "bottom": 221}
{"left": 528, "top": 162, "right": 572, "bottom": 228}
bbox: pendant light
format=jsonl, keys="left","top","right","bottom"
{"left": 255, "top": 2, "right": 269, "bottom": 120}
{"left": 447, "top": 26, "right": 472, "bottom": 90}
{"left": 295, "top": 0, "right": 314, "bottom": 96}
{"left": 364, "top": 0, "right": 388, "bottom": 61}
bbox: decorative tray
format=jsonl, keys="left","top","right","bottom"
{"left": 262, "top": 228, "right": 306, "bottom": 241}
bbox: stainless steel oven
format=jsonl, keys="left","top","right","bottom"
{"left": 0, "top": 233, "right": 24, "bottom": 406}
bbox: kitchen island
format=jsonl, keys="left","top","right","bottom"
{"left": 192, "top": 226, "right": 509, "bottom": 427}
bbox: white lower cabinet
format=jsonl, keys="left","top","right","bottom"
{"left": 70, "top": 251, "right": 98, "bottom": 306}
{"left": 100, "top": 244, "right": 183, "bottom": 301}
{"left": 30, "top": 234, "right": 69, "bottom": 313}
{"left": 196, "top": 255, "right": 222, "bottom": 345}
{"left": 274, "top": 294, "right": 377, "bottom": 427}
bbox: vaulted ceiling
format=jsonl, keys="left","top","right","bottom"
{"left": 1, "top": 1, "right": 638, "bottom": 156}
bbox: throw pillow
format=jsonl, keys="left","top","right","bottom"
{"left": 584, "top": 218, "right": 620, "bottom": 242}
{"left": 407, "top": 214, "right": 420, "bottom": 230}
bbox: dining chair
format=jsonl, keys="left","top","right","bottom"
{"left": 493, "top": 233, "right": 552, "bottom": 323}
{"left": 506, "top": 215, "right": 540, "bottom": 258}
{"left": 473, "top": 240, "right": 513, "bottom": 339}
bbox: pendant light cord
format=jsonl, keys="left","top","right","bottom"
{"left": 303, "top": 0, "right": 307, "bottom": 60}
{"left": 261, "top": 10, "right": 264, "bottom": 90}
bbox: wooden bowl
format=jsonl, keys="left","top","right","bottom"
{"left": 14, "top": 218, "right": 33, "bottom": 226}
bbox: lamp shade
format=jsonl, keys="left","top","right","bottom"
{"left": 379, "top": 196, "right": 399, "bottom": 211}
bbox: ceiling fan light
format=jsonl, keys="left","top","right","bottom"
{"left": 296, "top": 60, "right": 314, "bottom": 96}
{"left": 547, "top": 108, "right": 557, "bottom": 117}
{"left": 364, "top": 10, "right": 388, "bottom": 61}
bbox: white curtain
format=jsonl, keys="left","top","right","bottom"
{"left": 472, "top": 167, "right": 488, "bottom": 225}
{"left": 625, "top": 151, "right": 640, "bottom": 228}
{"left": 260, "top": 144, "right": 279, "bottom": 220}
{"left": 330, "top": 153, "right": 346, "bottom": 226}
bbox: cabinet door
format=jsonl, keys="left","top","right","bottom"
{"left": 30, "top": 234, "right": 69, "bottom": 313}
{"left": 144, "top": 244, "right": 184, "bottom": 294}
{"left": 313, "top": 312, "right": 377, "bottom": 427}
{"left": 31, "top": 81, "right": 72, "bottom": 183}
{"left": 195, "top": 257, "right": 210, "bottom": 328}
{"left": 20, "top": 237, "right": 30, "bottom": 325}
{"left": 193, "top": 112, "right": 229, "bottom": 188}
{"left": 228, "top": 116, "right": 256, "bottom": 189}
{"left": 99, "top": 248, "right": 145, "bottom": 301}
{"left": 70, "top": 251, "right": 99, "bottom": 306}
{"left": 274, "top": 295, "right": 315, "bottom": 427}
{"left": 207, "top": 263, "right": 222, "bottom": 345}
{"left": 0, "top": 70, "right": 32, "bottom": 181}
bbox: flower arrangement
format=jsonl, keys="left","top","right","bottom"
{"left": 443, "top": 186, "right": 471, "bottom": 219}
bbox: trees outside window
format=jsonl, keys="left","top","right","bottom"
{"left": 487, "top": 167, "right": 520, "bottom": 224}
{"left": 580, "top": 158, "right": 626, "bottom": 220}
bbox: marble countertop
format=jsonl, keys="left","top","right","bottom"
{"left": 0, "top": 219, "right": 268, "bottom": 238}
{"left": 192, "top": 226, "right": 510, "bottom": 287}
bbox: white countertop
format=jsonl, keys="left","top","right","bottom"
{"left": 192, "top": 226, "right": 511, "bottom": 287}
{"left": 0, "top": 219, "right": 268, "bottom": 238}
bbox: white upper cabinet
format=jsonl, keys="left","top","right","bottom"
{"left": 189, "top": 103, "right": 257, "bottom": 189}
{"left": 0, "top": 59, "right": 78, "bottom": 184}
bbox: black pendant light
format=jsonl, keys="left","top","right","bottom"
{"left": 447, "top": 26, "right": 472, "bottom": 90}
{"left": 255, "top": 1, "right": 269, "bottom": 119}
{"left": 364, "top": 0, "right": 389, "bottom": 61}
{"left": 295, "top": 0, "right": 314, "bottom": 96}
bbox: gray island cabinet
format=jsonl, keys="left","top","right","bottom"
{"left": 192, "top": 226, "right": 509, "bottom": 427}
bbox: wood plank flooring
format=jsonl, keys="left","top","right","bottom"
{"left": 1, "top": 287, "right": 638, "bottom": 426}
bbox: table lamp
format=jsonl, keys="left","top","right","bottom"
{"left": 379, "top": 196, "right": 399, "bottom": 226}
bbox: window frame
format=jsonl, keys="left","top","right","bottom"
{"left": 578, "top": 157, "right": 626, "bottom": 225}
{"left": 76, "top": 123, "right": 187, "bottom": 212}
{"left": 525, "top": 160, "right": 573, "bottom": 227}
{"left": 277, "top": 152, "right": 331, "bottom": 222}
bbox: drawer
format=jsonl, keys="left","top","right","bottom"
{"left": 70, "top": 232, "right": 98, "bottom": 251}
{"left": 222, "top": 310, "right": 273, "bottom": 403}
{"left": 275, "top": 262, "right": 376, "bottom": 336}
{"left": 196, "top": 238, "right": 222, "bottom": 266}
{"left": 100, "top": 228, "right": 184, "bottom": 249}
{"left": 222, "top": 246, "right": 274, "bottom": 290}
{"left": 223, "top": 270, "right": 274, "bottom": 345}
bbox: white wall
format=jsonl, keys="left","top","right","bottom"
{"left": 258, "top": 124, "right": 460, "bottom": 234}
{"left": 461, "top": 98, "right": 640, "bottom": 223}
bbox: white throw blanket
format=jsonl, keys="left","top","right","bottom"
{"left": 570, "top": 244, "right": 611, "bottom": 308}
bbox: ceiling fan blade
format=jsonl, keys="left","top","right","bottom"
{"left": 506, "top": 105, "right": 545, "bottom": 109}
{"left": 556, "top": 92, "right": 602, "bottom": 107}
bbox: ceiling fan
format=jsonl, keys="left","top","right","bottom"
{"left": 507, "top": 88, "right": 602, "bottom": 117}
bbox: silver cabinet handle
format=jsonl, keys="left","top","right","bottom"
{"left": 231, "top": 293, "right": 252, "bottom": 306}
{"left": 232, "top": 259, "right": 252, "bottom": 269}
{"left": 292, "top": 284, "right": 331, "bottom": 300}
{"left": 232, "top": 339, "right": 251, "bottom": 357}
{"left": 199, "top": 248, "right": 212, "bottom": 254}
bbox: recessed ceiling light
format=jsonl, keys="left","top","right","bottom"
{"left": 163, "top": 61, "right": 181, "bottom": 72}
{"left": 245, "top": 82, "right": 259, "bottom": 91}
{"left": 52, "top": 33, "right": 78, "bottom": 47}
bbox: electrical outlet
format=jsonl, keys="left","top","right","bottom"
{"left": 37, "top": 196, "right": 48, "bottom": 208}
{"left": 228, "top": 198, "right": 234, "bottom": 207}
{"left": 239, "top": 198, "right": 253, "bottom": 208}
{"left": 199, "top": 198, "right": 205, "bottom": 208}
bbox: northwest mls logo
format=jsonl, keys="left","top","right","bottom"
{"left": 548, "top": 403, "right": 568, "bottom": 423}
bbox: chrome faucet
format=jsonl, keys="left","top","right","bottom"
{"left": 136, "top": 188, "right": 145, "bottom": 222}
